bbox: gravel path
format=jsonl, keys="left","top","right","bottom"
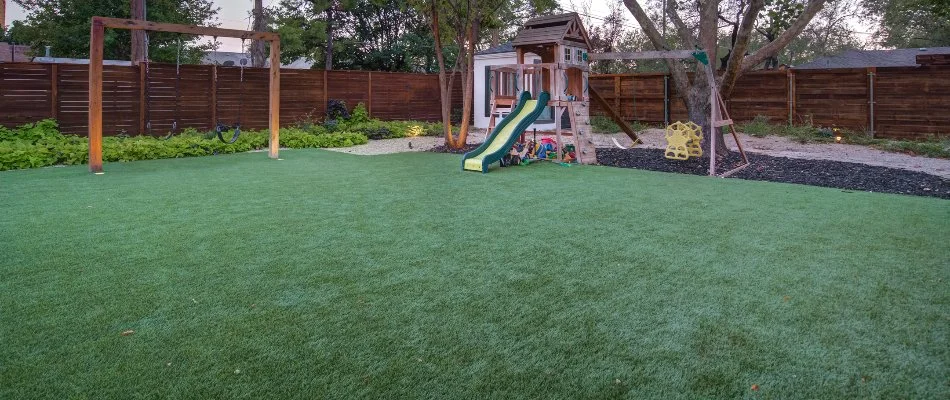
{"left": 328, "top": 128, "right": 950, "bottom": 179}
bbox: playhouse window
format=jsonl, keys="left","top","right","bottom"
{"left": 564, "top": 47, "right": 572, "bottom": 62}
{"left": 496, "top": 71, "right": 516, "bottom": 97}
{"left": 575, "top": 49, "right": 584, "bottom": 64}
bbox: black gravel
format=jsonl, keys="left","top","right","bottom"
{"left": 596, "top": 148, "right": 950, "bottom": 199}
{"left": 428, "top": 143, "right": 480, "bottom": 154}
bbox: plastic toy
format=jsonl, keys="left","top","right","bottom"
{"left": 684, "top": 121, "right": 703, "bottom": 157}
{"left": 664, "top": 121, "right": 691, "bottom": 160}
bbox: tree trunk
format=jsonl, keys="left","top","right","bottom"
{"left": 325, "top": 3, "right": 334, "bottom": 70}
{"left": 251, "top": 0, "right": 267, "bottom": 68}
{"left": 429, "top": 0, "right": 456, "bottom": 147}
{"left": 453, "top": 19, "right": 478, "bottom": 149}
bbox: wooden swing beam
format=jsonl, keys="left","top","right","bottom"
{"left": 87, "top": 17, "right": 281, "bottom": 173}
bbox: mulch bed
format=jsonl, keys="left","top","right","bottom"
{"left": 428, "top": 144, "right": 480, "bottom": 154}
{"left": 597, "top": 148, "right": 950, "bottom": 199}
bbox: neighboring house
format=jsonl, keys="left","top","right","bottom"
{"left": 201, "top": 51, "right": 314, "bottom": 69}
{"left": 0, "top": 42, "right": 32, "bottom": 62}
{"left": 793, "top": 47, "right": 950, "bottom": 69}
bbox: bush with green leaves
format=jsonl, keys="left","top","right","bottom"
{"left": 0, "top": 119, "right": 368, "bottom": 171}
{"left": 590, "top": 115, "right": 621, "bottom": 133}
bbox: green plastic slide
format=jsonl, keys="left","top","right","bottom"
{"left": 462, "top": 91, "right": 550, "bottom": 173}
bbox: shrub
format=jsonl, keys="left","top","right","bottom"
{"left": 343, "top": 120, "right": 443, "bottom": 140}
{"left": 738, "top": 115, "right": 776, "bottom": 137}
{"left": 590, "top": 115, "right": 621, "bottom": 133}
{"left": 0, "top": 121, "right": 367, "bottom": 171}
{"left": 348, "top": 103, "right": 370, "bottom": 124}
{"left": 326, "top": 99, "right": 349, "bottom": 121}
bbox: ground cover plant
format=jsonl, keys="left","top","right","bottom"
{"left": 1, "top": 150, "right": 947, "bottom": 398}
{"left": 737, "top": 115, "right": 950, "bottom": 159}
{"left": 0, "top": 119, "right": 368, "bottom": 171}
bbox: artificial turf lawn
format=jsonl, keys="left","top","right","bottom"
{"left": 0, "top": 149, "right": 947, "bottom": 399}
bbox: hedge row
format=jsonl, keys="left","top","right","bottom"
{"left": 0, "top": 120, "right": 368, "bottom": 171}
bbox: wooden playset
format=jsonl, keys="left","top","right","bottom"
{"left": 477, "top": 13, "right": 750, "bottom": 176}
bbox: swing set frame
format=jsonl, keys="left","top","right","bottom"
{"left": 589, "top": 50, "right": 750, "bottom": 177}
{"left": 87, "top": 17, "right": 281, "bottom": 173}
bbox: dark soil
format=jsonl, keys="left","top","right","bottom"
{"left": 596, "top": 148, "right": 950, "bottom": 199}
{"left": 428, "top": 143, "right": 480, "bottom": 154}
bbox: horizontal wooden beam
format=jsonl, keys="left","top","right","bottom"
{"left": 94, "top": 17, "right": 279, "bottom": 42}
{"left": 589, "top": 50, "right": 697, "bottom": 61}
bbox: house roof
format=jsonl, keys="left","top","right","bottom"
{"left": 476, "top": 42, "right": 514, "bottom": 56}
{"left": 511, "top": 12, "right": 591, "bottom": 50}
{"left": 793, "top": 47, "right": 950, "bottom": 69}
{"left": 201, "top": 51, "right": 314, "bottom": 69}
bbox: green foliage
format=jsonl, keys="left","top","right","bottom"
{"left": 342, "top": 120, "right": 443, "bottom": 140}
{"left": 0, "top": 119, "right": 366, "bottom": 171}
{"left": 863, "top": 0, "right": 950, "bottom": 48}
{"left": 739, "top": 115, "right": 777, "bottom": 137}
{"left": 349, "top": 103, "right": 370, "bottom": 124}
{"left": 6, "top": 0, "right": 217, "bottom": 62}
{"left": 590, "top": 115, "right": 621, "bottom": 133}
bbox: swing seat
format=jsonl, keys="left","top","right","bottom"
{"left": 216, "top": 123, "right": 241, "bottom": 144}
{"left": 684, "top": 121, "right": 703, "bottom": 157}
{"left": 664, "top": 121, "right": 692, "bottom": 160}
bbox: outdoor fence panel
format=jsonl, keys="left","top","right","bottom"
{"left": 589, "top": 66, "right": 949, "bottom": 140}
{"left": 0, "top": 63, "right": 53, "bottom": 126}
{"left": 726, "top": 70, "right": 787, "bottom": 123}
{"left": 794, "top": 69, "right": 868, "bottom": 129}
{"left": 0, "top": 63, "right": 462, "bottom": 136}
{"left": 874, "top": 66, "right": 950, "bottom": 140}
{"left": 326, "top": 70, "right": 371, "bottom": 118}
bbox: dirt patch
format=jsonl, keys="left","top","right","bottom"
{"left": 597, "top": 148, "right": 950, "bottom": 199}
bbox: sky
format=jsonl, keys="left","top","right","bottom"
{"left": 4, "top": 0, "right": 867, "bottom": 54}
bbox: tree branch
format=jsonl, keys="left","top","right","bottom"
{"left": 720, "top": 0, "right": 765, "bottom": 97}
{"left": 740, "top": 0, "right": 828, "bottom": 71}
{"left": 622, "top": 0, "right": 691, "bottom": 101}
{"left": 665, "top": 0, "right": 698, "bottom": 48}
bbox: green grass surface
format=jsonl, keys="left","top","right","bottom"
{"left": 1, "top": 150, "right": 948, "bottom": 399}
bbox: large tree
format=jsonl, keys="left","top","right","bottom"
{"left": 623, "top": 0, "right": 827, "bottom": 155}
{"left": 273, "top": 0, "right": 444, "bottom": 72}
{"left": 423, "top": 0, "right": 558, "bottom": 149}
{"left": 6, "top": 0, "right": 218, "bottom": 63}
{"left": 863, "top": 0, "right": 950, "bottom": 48}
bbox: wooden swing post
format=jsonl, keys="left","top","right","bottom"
{"left": 87, "top": 16, "right": 281, "bottom": 173}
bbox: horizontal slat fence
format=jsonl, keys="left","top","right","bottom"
{"left": 0, "top": 63, "right": 463, "bottom": 136}
{"left": 589, "top": 66, "right": 950, "bottom": 140}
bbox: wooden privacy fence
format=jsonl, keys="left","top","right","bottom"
{"left": 589, "top": 66, "right": 950, "bottom": 140}
{"left": 0, "top": 63, "right": 463, "bottom": 135}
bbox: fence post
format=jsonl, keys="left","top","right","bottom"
{"left": 663, "top": 75, "right": 670, "bottom": 127}
{"left": 786, "top": 70, "right": 795, "bottom": 125}
{"left": 368, "top": 71, "right": 373, "bottom": 117}
{"left": 867, "top": 67, "right": 875, "bottom": 138}
{"left": 210, "top": 65, "right": 217, "bottom": 129}
{"left": 613, "top": 76, "right": 620, "bottom": 112}
{"left": 50, "top": 64, "right": 58, "bottom": 121}
{"left": 138, "top": 63, "right": 145, "bottom": 134}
